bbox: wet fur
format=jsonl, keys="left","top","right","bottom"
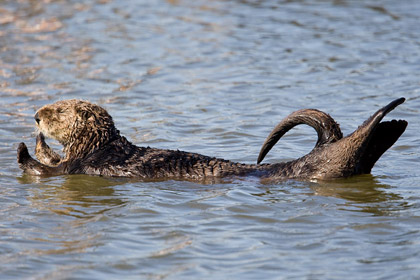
{"left": 17, "top": 98, "right": 407, "bottom": 181}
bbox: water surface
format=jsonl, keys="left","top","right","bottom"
{"left": 1, "top": 0, "right": 420, "bottom": 279}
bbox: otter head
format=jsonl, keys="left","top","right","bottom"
{"left": 35, "top": 99, "right": 119, "bottom": 159}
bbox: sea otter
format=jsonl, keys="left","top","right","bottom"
{"left": 17, "top": 98, "right": 407, "bottom": 181}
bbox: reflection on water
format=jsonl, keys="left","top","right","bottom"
{"left": 312, "top": 176, "right": 409, "bottom": 216}
{"left": 312, "top": 175, "right": 401, "bottom": 203}
{"left": 18, "top": 174, "right": 127, "bottom": 218}
{"left": 254, "top": 176, "right": 407, "bottom": 216}
{"left": 2, "top": 175, "right": 128, "bottom": 261}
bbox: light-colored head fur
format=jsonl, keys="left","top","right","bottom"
{"left": 35, "top": 99, "right": 119, "bottom": 160}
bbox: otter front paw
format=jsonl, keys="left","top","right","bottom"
{"left": 36, "top": 132, "right": 45, "bottom": 145}
{"left": 17, "top": 142, "right": 31, "bottom": 165}
{"left": 18, "top": 141, "right": 64, "bottom": 176}
{"left": 17, "top": 142, "right": 44, "bottom": 175}
{"left": 35, "top": 132, "right": 61, "bottom": 166}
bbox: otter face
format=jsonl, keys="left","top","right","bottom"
{"left": 34, "top": 99, "right": 115, "bottom": 146}
{"left": 35, "top": 100, "right": 81, "bottom": 144}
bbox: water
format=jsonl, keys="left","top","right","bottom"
{"left": 1, "top": 0, "right": 420, "bottom": 279}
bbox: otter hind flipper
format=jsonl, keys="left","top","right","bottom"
{"left": 358, "top": 97, "right": 405, "bottom": 133}
{"left": 257, "top": 109, "right": 342, "bottom": 164}
{"left": 345, "top": 97, "right": 406, "bottom": 172}
{"left": 357, "top": 119, "right": 407, "bottom": 174}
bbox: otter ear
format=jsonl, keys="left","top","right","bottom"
{"left": 75, "top": 106, "right": 94, "bottom": 122}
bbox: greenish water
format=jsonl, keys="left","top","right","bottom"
{"left": 1, "top": 0, "right": 420, "bottom": 279}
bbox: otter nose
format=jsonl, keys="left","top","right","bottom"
{"left": 34, "top": 112, "right": 40, "bottom": 124}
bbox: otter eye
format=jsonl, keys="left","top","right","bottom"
{"left": 42, "top": 108, "right": 53, "bottom": 117}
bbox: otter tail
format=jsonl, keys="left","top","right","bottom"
{"left": 257, "top": 98, "right": 408, "bottom": 178}
{"left": 257, "top": 108, "right": 343, "bottom": 164}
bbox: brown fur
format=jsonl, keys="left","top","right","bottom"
{"left": 17, "top": 98, "right": 407, "bottom": 181}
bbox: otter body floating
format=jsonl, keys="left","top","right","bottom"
{"left": 17, "top": 98, "right": 407, "bottom": 181}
